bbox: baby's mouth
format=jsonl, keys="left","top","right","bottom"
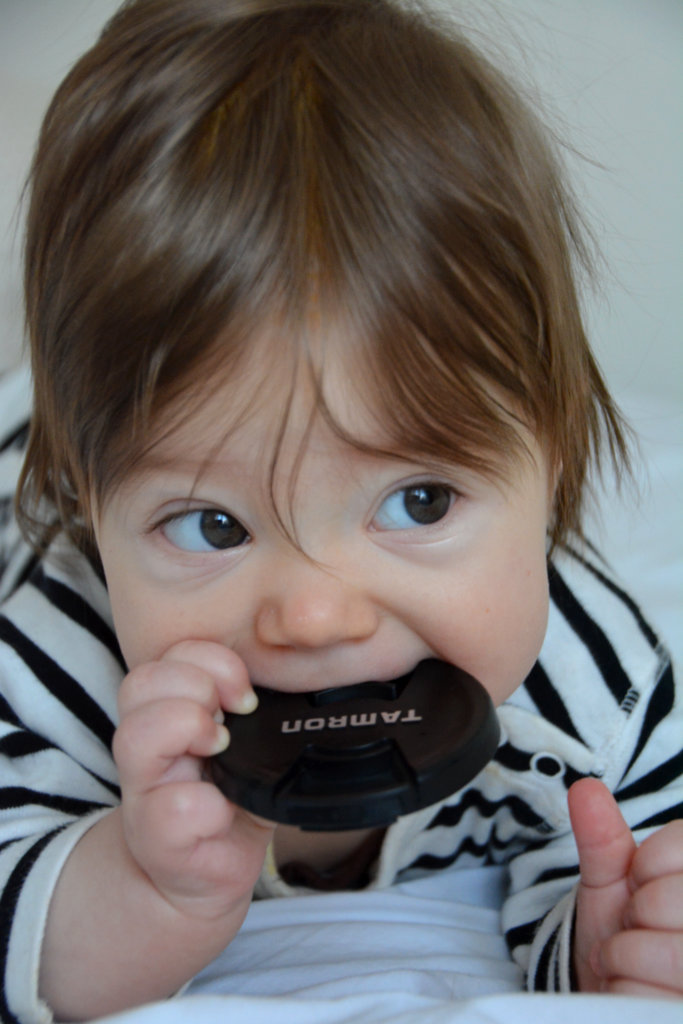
{"left": 250, "top": 658, "right": 429, "bottom": 698}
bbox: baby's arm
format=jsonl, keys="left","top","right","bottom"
{"left": 569, "top": 777, "right": 683, "bottom": 997}
{"left": 39, "top": 641, "right": 274, "bottom": 1021}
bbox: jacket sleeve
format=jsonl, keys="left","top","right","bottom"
{"left": 502, "top": 649, "right": 682, "bottom": 991}
{"left": 0, "top": 555, "right": 124, "bottom": 1024}
{"left": 0, "top": 367, "right": 35, "bottom": 604}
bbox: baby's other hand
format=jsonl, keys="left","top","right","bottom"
{"left": 113, "top": 640, "right": 273, "bottom": 919}
{"left": 569, "top": 777, "right": 683, "bottom": 997}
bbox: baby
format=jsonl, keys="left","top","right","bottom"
{"left": 0, "top": 0, "right": 680, "bottom": 1020}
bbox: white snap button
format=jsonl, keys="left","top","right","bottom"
{"left": 531, "top": 751, "right": 565, "bottom": 778}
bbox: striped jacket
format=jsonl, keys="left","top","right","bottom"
{"left": 1, "top": 368, "right": 681, "bottom": 1022}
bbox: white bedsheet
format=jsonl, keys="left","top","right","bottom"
{"left": 90, "top": 992, "right": 683, "bottom": 1024}
{"left": 87, "top": 866, "right": 681, "bottom": 1023}
{"left": 188, "top": 866, "right": 520, "bottom": 1002}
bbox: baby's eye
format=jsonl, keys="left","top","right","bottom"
{"left": 161, "top": 509, "right": 250, "bottom": 552}
{"left": 373, "top": 484, "right": 454, "bottom": 530}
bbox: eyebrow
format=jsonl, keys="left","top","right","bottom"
{"left": 116, "top": 449, "right": 251, "bottom": 505}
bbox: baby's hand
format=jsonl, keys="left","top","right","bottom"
{"left": 569, "top": 778, "right": 683, "bottom": 997}
{"left": 113, "top": 640, "right": 274, "bottom": 920}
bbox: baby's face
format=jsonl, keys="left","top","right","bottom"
{"left": 93, "top": 358, "right": 553, "bottom": 707}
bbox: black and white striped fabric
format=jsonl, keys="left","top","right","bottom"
{"left": 1, "top": 366, "right": 680, "bottom": 1023}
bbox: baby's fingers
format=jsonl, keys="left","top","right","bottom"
{"left": 603, "top": 978, "right": 683, "bottom": 999}
{"left": 629, "top": 820, "right": 683, "bottom": 891}
{"left": 625, "top": 872, "right": 683, "bottom": 931}
{"left": 595, "top": 928, "right": 683, "bottom": 996}
{"left": 114, "top": 697, "right": 229, "bottom": 793}
{"left": 119, "top": 658, "right": 225, "bottom": 722}
{"left": 162, "top": 641, "right": 257, "bottom": 715}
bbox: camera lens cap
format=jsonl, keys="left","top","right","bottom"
{"left": 209, "top": 658, "right": 500, "bottom": 831}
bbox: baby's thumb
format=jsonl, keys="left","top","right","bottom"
{"left": 568, "top": 778, "right": 638, "bottom": 990}
{"left": 568, "top": 778, "right": 636, "bottom": 890}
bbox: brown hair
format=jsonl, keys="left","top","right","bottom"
{"left": 18, "top": 0, "right": 628, "bottom": 555}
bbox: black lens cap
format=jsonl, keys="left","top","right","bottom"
{"left": 209, "top": 658, "right": 500, "bottom": 831}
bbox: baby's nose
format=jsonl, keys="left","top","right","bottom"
{"left": 255, "top": 564, "right": 379, "bottom": 650}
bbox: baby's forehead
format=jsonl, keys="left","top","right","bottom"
{"left": 139, "top": 358, "right": 387, "bottom": 473}
{"left": 153, "top": 327, "right": 387, "bottom": 446}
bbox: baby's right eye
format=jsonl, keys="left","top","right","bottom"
{"left": 161, "top": 509, "right": 250, "bottom": 552}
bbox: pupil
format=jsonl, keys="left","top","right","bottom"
{"left": 200, "top": 510, "right": 247, "bottom": 549}
{"left": 404, "top": 485, "right": 450, "bottom": 525}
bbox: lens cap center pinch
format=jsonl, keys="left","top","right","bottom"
{"left": 209, "top": 658, "right": 500, "bottom": 830}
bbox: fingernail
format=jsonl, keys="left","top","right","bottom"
{"left": 210, "top": 724, "right": 231, "bottom": 754}
{"left": 236, "top": 691, "right": 259, "bottom": 715}
{"left": 213, "top": 707, "right": 225, "bottom": 725}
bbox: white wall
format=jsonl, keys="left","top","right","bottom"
{"left": 0, "top": 0, "right": 680, "bottom": 661}
{"left": 0, "top": 0, "right": 120, "bottom": 370}
{"left": 450, "top": 0, "right": 683, "bottom": 407}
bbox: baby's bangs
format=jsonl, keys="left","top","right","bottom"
{"left": 307, "top": 297, "right": 542, "bottom": 488}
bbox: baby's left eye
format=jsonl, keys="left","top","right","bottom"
{"left": 373, "top": 484, "right": 454, "bottom": 530}
{"left": 161, "top": 509, "right": 250, "bottom": 552}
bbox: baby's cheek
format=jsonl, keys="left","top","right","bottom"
{"left": 483, "top": 566, "right": 550, "bottom": 704}
{"left": 108, "top": 588, "right": 179, "bottom": 670}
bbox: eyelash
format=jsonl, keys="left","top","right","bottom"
{"left": 372, "top": 481, "right": 457, "bottom": 532}
{"left": 155, "top": 507, "right": 251, "bottom": 553}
